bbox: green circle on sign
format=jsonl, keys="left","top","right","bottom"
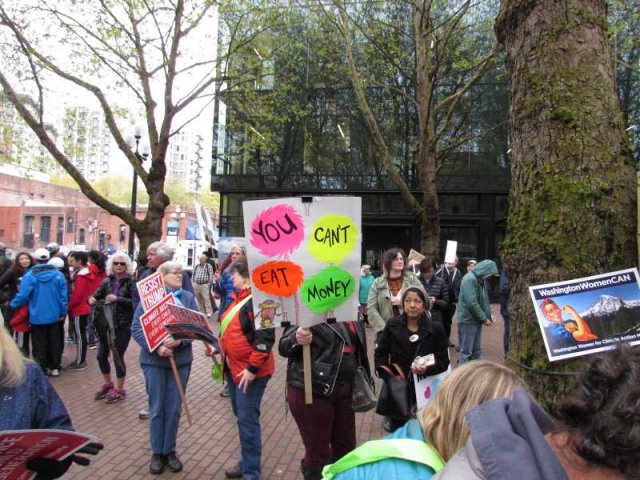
{"left": 301, "top": 265, "right": 355, "bottom": 313}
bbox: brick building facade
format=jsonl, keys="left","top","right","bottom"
{"left": 0, "top": 173, "right": 202, "bottom": 255}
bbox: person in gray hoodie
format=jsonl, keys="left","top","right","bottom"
{"left": 456, "top": 259, "right": 498, "bottom": 364}
{"left": 434, "top": 346, "right": 640, "bottom": 480}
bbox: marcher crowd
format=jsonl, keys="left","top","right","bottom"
{"left": 0, "top": 241, "right": 638, "bottom": 480}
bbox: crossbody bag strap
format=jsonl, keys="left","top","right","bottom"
{"left": 321, "top": 438, "right": 444, "bottom": 480}
{"left": 220, "top": 295, "right": 252, "bottom": 338}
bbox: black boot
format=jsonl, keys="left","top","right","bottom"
{"left": 301, "top": 462, "right": 323, "bottom": 480}
{"left": 149, "top": 454, "right": 165, "bottom": 475}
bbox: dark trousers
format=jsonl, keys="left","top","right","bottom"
{"left": 287, "top": 383, "right": 356, "bottom": 470}
{"left": 14, "top": 331, "right": 30, "bottom": 357}
{"left": 442, "top": 303, "right": 456, "bottom": 341}
{"left": 72, "top": 315, "right": 89, "bottom": 364}
{"left": 31, "top": 323, "right": 63, "bottom": 372}
{"left": 97, "top": 327, "right": 132, "bottom": 378}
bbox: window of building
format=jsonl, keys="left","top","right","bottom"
{"left": 57, "top": 216, "right": 64, "bottom": 245}
{"left": 440, "top": 226, "right": 478, "bottom": 260}
{"left": 67, "top": 216, "right": 74, "bottom": 233}
{"left": 40, "top": 216, "right": 51, "bottom": 243}
{"left": 439, "top": 195, "right": 480, "bottom": 215}
{"left": 23, "top": 215, "right": 35, "bottom": 249}
{"left": 24, "top": 216, "right": 35, "bottom": 234}
{"left": 78, "top": 228, "right": 85, "bottom": 244}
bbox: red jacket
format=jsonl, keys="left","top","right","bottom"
{"left": 220, "top": 289, "right": 275, "bottom": 382}
{"left": 68, "top": 266, "right": 104, "bottom": 317}
{"left": 9, "top": 305, "right": 29, "bottom": 332}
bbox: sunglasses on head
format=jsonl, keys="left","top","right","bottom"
{"left": 112, "top": 262, "right": 126, "bottom": 266}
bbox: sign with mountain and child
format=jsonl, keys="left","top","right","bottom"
{"left": 530, "top": 268, "right": 640, "bottom": 362}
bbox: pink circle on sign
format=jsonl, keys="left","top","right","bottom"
{"left": 250, "top": 204, "right": 305, "bottom": 257}
{"left": 424, "top": 386, "right": 432, "bottom": 400}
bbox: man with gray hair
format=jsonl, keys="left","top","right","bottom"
{"left": 132, "top": 241, "right": 194, "bottom": 310}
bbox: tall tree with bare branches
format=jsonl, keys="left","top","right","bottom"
{"left": 331, "top": 0, "right": 500, "bottom": 255}
{"left": 0, "top": 0, "right": 275, "bottom": 256}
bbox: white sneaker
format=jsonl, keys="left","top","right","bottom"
{"left": 50, "top": 369, "right": 60, "bottom": 377}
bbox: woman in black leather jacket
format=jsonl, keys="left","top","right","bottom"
{"left": 279, "top": 321, "right": 372, "bottom": 480}
{"left": 89, "top": 253, "right": 134, "bottom": 404}
{"left": 375, "top": 286, "right": 449, "bottom": 432}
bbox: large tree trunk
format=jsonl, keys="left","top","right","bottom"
{"left": 495, "top": 0, "right": 637, "bottom": 405}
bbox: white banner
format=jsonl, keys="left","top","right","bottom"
{"left": 242, "top": 196, "right": 362, "bottom": 328}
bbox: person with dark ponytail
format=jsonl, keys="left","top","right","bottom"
{"left": 0, "top": 251, "right": 35, "bottom": 355}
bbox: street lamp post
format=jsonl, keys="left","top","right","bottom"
{"left": 128, "top": 127, "right": 149, "bottom": 258}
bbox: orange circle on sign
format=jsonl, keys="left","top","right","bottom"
{"left": 252, "top": 261, "right": 304, "bottom": 297}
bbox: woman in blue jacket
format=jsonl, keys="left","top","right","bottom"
{"left": 131, "top": 261, "right": 197, "bottom": 475}
{"left": 323, "top": 361, "right": 524, "bottom": 480}
{"left": 0, "top": 324, "right": 102, "bottom": 477}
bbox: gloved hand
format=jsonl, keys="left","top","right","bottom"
{"left": 27, "top": 442, "right": 104, "bottom": 479}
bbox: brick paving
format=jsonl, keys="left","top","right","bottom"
{"left": 51, "top": 305, "right": 506, "bottom": 479}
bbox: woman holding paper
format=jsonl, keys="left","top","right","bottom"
{"left": 217, "top": 257, "right": 274, "bottom": 480}
{"left": 0, "top": 325, "right": 103, "bottom": 477}
{"left": 131, "top": 261, "right": 197, "bottom": 475}
{"left": 374, "top": 286, "right": 449, "bottom": 432}
{"left": 89, "top": 252, "right": 135, "bottom": 404}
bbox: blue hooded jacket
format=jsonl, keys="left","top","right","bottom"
{"left": 10, "top": 264, "right": 68, "bottom": 325}
{"left": 333, "top": 419, "right": 437, "bottom": 480}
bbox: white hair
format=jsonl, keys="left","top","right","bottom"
{"left": 107, "top": 252, "right": 134, "bottom": 275}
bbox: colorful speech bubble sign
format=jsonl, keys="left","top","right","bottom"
{"left": 308, "top": 214, "right": 358, "bottom": 264}
{"left": 301, "top": 265, "right": 355, "bottom": 313}
{"left": 252, "top": 260, "right": 304, "bottom": 297}
{"left": 250, "top": 204, "right": 305, "bottom": 258}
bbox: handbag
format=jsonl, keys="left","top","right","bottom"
{"left": 352, "top": 366, "right": 377, "bottom": 412}
{"left": 375, "top": 363, "right": 412, "bottom": 419}
{"left": 336, "top": 323, "right": 377, "bottom": 412}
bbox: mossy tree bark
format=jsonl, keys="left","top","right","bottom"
{"left": 495, "top": 0, "right": 637, "bottom": 405}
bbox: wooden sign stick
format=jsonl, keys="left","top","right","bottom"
{"left": 303, "top": 343, "right": 313, "bottom": 404}
{"left": 169, "top": 356, "right": 192, "bottom": 426}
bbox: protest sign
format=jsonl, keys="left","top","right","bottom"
{"left": 165, "top": 304, "right": 220, "bottom": 350}
{"left": 414, "top": 365, "right": 452, "bottom": 411}
{"left": 139, "top": 294, "right": 176, "bottom": 352}
{"left": 530, "top": 268, "right": 640, "bottom": 362}
{"left": 242, "top": 197, "right": 362, "bottom": 328}
{"left": 443, "top": 241, "right": 457, "bottom": 264}
{"left": 136, "top": 272, "right": 165, "bottom": 312}
{"left": 0, "top": 429, "right": 94, "bottom": 480}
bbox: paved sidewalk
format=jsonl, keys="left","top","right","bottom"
{"left": 52, "top": 305, "right": 507, "bottom": 479}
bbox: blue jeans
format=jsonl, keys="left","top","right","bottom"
{"left": 143, "top": 364, "right": 191, "bottom": 454}
{"left": 227, "top": 372, "right": 270, "bottom": 480}
{"left": 458, "top": 322, "right": 483, "bottom": 365}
